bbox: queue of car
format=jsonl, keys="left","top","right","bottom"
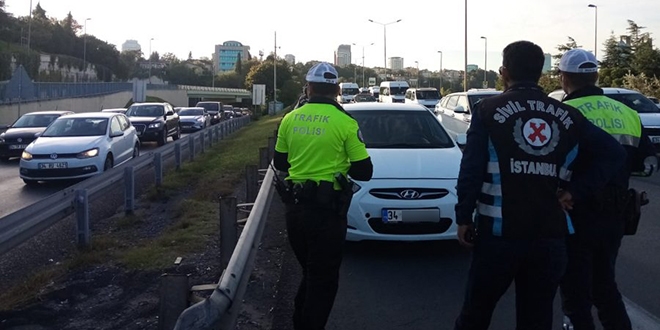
{"left": 0, "top": 100, "right": 244, "bottom": 186}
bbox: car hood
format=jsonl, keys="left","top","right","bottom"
{"left": 180, "top": 115, "right": 204, "bottom": 121}
{"left": 418, "top": 99, "right": 440, "bottom": 106}
{"left": 128, "top": 116, "right": 161, "bottom": 124}
{"left": 27, "top": 136, "right": 106, "bottom": 154}
{"left": 365, "top": 147, "right": 462, "bottom": 179}
{"left": 638, "top": 113, "right": 660, "bottom": 127}
{"left": 2, "top": 127, "right": 46, "bottom": 138}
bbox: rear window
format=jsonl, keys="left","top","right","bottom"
{"left": 416, "top": 90, "right": 441, "bottom": 100}
{"left": 196, "top": 102, "right": 219, "bottom": 111}
{"left": 468, "top": 93, "right": 501, "bottom": 110}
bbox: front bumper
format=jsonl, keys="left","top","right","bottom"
{"left": 180, "top": 122, "right": 205, "bottom": 132}
{"left": 0, "top": 144, "right": 27, "bottom": 158}
{"left": 133, "top": 124, "right": 163, "bottom": 141}
{"left": 20, "top": 157, "right": 103, "bottom": 181}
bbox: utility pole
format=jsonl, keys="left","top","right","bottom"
{"left": 27, "top": 0, "right": 33, "bottom": 55}
{"left": 464, "top": 0, "right": 468, "bottom": 91}
{"left": 148, "top": 38, "right": 154, "bottom": 84}
{"left": 83, "top": 18, "right": 91, "bottom": 82}
{"left": 273, "top": 31, "right": 277, "bottom": 109}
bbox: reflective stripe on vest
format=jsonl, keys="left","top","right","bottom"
{"left": 564, "top": 95, "right": 642, "bottom": 147}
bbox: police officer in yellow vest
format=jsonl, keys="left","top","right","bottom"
{"left": 557, "top": 49, "right": 657, "bottom": 330}
{"left": 274, "top": 62, "right": 373, "bottom": 330}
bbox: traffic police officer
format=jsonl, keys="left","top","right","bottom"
{"left": 453, "top": 41, "right": 626, "bottom": 330}
{"left": 557, "top": 49, "right": 657, "bottom": 330}
{"left": 273, "top": 62, "right": 373, "bottom": 330}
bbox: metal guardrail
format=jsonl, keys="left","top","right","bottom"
{"left": 0, "top": 116, "right": 251, "bottom": 256}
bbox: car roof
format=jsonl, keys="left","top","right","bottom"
{"left": 344, "top": 103, "right": 428, "bottom": 112}
{"left": 179, "top": 107, "right": 205, "bottom": 110}
{"left": 549, "top": 87, "right": 643, "bottom": 96}
{"left": 412, "top": 87, "right": 438, "bottom": 91}
{"left": 446, "top": 89, "right": 502, "bottom": 96}
{"left": 130, "top": 102, "right": 168, "bottom": 106}
{"left": 60, "top": 112, "right": 119, "bottom": 119}
{"left": 26, "top": 110, "right": 74, "bottom": 115}
{"left": 101, "top": 108, "right": 126, "bottom": 111}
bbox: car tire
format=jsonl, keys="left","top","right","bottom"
{"left": 104, "top": 155, "right": 113, "bottom": 171}
{"left": 172, "top": 125, "right": 181, "bottom": 141}
{"left": 157, "top": 130, "right": 167, "bottom": 146}
{"left": 132, "top": 143, "right": 140, "bottom": 159}
{"left": 23, "top": 179, "right": 38, "bottom": 186}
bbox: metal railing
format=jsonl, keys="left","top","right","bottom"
{"left": 0, "top": 116, "right": 251, "bottom": 256}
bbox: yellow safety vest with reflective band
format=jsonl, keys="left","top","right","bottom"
{"left": 564, "top": 95, "right": 642, "bottom": 147}
{"left": 275, "top": 102, "right": 369, "bottom": 190}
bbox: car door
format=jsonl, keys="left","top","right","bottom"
{"left": 440, "top": 95, "right": 461, "bottom": 136}
{"left": 108, "top": 116, "right": 130, "bottom": 164}
{"left": 454, "top": 95, "right": 471, "bottom": 135}
{"left": 165, "top": 104, "right": 177, "bottom": 134}
{"left": 117, "top": 115, "right": 136, "bottom": 160}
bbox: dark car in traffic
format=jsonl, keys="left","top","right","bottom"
{"left": 196, "top": 101, "right": 223, "bottom": 125}
{"left": 0, "top": 110, "right": 74, "bottom": 161}
{"left": 125, "top": 103, "right": 180, "bottom": 146}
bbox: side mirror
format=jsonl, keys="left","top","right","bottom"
{"left": 454, "top": 106, "right": 466, "bottom": 114}
{"left": 166, "top": 110, "right": 174, "bottom": 116}
{"left": 111, "top": 131, "right": 124, "bottom": 138}
{"left": 0, "top": 124, "right": 9, "bottom": 130}
{"left": 34, "top": 132, "right": 42, "bottom": 138}
{"left": 456, "top": 133, "right": 467, "bottom": 147}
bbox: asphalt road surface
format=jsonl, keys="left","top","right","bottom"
{"left": 0, "top": 135, "right": 186, "bottom": 219}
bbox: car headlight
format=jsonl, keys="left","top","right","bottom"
{"left": 197, "top": 117, "right": 205, "bottom": 122}
{"left": 77, "top": 148, "right": 99, "bottom": 159}
{"left": 21, "top": 151, "right": 33, "bottom": 160}
{"left": 148, "top": 122, "right": 162, "bottom": 128}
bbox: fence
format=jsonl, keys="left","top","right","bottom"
{"left": 0, "top": 115, "right": 251, "bottom": 256}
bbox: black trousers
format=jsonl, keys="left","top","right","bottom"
{"left": 285, "top": 202, "right": 347, "bottom": 330}
{"left": 560, "top": 200, "right": 631, "bottom": 330}
{"left": 454, "top": 235, "right": 567, "bottom": 330}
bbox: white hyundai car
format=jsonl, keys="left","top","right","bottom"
{"left": 20, "top": 112, "right": 140, "bottom": 185}
{"left": 344, "top": 103, "right": 463, "bottom": 242}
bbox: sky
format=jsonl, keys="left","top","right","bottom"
{"left": 5, "top": 0, "right": 660, "bottom": 73}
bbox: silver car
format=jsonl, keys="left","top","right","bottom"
{"left": 177, "top": 107, "right": 210, "bottom": 132}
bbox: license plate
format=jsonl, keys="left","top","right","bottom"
{"left": 381, "top": 208, "right": 440, "bottom": 223}
{"left": 651, "top": 136, "right": 660, "bottom": 144}
{"left": 9, "top": 144, "right": 28, "bottom": 149}
{"left": 39, "top": 162, "right": 68, "bottom": 169}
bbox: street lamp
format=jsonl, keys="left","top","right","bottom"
{"left": 83, "top": 18, "right": 91, "bottom": 82}
{"left": 27, "top": 0, "right": 33, "bottom": 54}
{"left": 588, "top": 4, "right": 598, "bottom": 58}
{"left": 353, "top": 42, "right": 374, "bottom": 87}
{"left": 464, "top": 0, "right": 468, "bottom": 91}
{"left": 148, "top": 37, "right": 154, "bottom": 83}
{"left": 480, "top": 36, "right": 487, "bottom": 88}
{"left": 414, "top": 61, "right": 419, "bottom": 87}
{"left": 368, "top": 19, "right": 402, "bottom": 78}
{"left": 437, "top": 51, "right": 443, "bottom": 90}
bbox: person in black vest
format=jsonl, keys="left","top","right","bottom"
{"left": 453, "top": 40, "right": 626, "bottom": 330}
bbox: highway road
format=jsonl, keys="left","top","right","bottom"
{"left": 271, "top": 175, "right": 660, "bottom": 329}
{"left": 0, "top": 136, "right": 186, "bottom": 218}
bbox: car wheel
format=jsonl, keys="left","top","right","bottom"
{"left": 132, "top": 143, "right": 140, "bottom": 159}
{"left": 23, "top": 179, "right": 38, "bottom": 186}
{"left": 104, "top": 156, "right": 113, "bottom": 171}
{"left": 157, "top": 129, "right": 167, "bottom": 146}
{"left": 173, "top": 125, "right": 181, "bottom": 141}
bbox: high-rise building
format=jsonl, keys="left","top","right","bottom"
{"left": 543, "top": 53, "right": 552, "bottom": 73}
{"left": 284, "top": 54, "right": 296, "bottom": 65}
{"left": 214, "top": 41, "right": 251, "bottom": 73}
{"left": 121, "top": 40, "right": 141, "bottom": 53}
{"left": 335, "top": 44, "right": 352, "bottom": 67}
{"left": 388, "top": 57, "right": 404, "bottom": 71}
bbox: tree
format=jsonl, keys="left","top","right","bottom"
{"left": 623, "top": 73, "right": 660, "bottom": 99}
{"left": 188, "top": 51, "right": 192, "bottom": 60}
{"left": 161, "top": 52, "right": 178, "bottom": 65}
{"left": 235, "top": 55, "right": 243, "bottom": 75}
{"left": 245, "top": 55, "right": 295, "bottom": 104}
{"left": 538, "top": 74, "right": 561, "bottom": 94}
{"left": 552, "top": 36, "right": 581, "bottom": 71}
{"left": 149, "top": 51, "right": 159, "bottom": 61}
{"left": 215, "top": 71, "right": 244, "bottom": 89}
{"left": 32, "top": 3, "right": 47, "bottom": 21}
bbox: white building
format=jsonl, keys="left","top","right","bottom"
{"left": 388, "top": 57, "right": 404, "bottom": 71}
{"left": 121, "top": 40, "right": 141, "bottom": 53}
{"left": 284, "top": 54, "right": 296, "bottom": 65}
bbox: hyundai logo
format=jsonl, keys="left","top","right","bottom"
{"left": 399, "top": 189, "right": 420, "bottom": 199}
{"left": 50, "top": 153, "right": 58, "bottom": 160}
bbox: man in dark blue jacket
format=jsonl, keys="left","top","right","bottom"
{"left": 453, "top": 40, "right": 626, "bottom": 330}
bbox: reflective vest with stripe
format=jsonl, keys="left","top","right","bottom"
{"left": 564, "top": 95, "right": 642, "bottom": 147}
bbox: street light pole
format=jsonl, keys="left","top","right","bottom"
{"left": 27, "top": 0, "right": 32, "bottom": 54}
{"left": 481, "top": 36, "right": 487, "bottom": 88}
{"left": 464, "top": 0, "right": 468, "bottom": 91}
{"left": 353, "top": 42, "right": 374, "bottom": 87}
{"left": 415, "top": 61, "right": 419, "bottom": 87}
{"left": 588, "top": 4, "right": 598, "bottom": 58}
{"left": 368, "top": 19, "right": 402, "bottom": 79}
{"left": 83, "top": 18, "right": 91, "bottom": 82}
{"left": 148, "top": 37, "right": 154, "bottom": 83}
{"left": 437, "top": 51, "right": 443, "bottom": 91}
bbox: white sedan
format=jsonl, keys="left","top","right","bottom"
{"left": 344, "top": 103, "right": 463, "bottom": 242}
{"left": 20, "top": 112, "right": 140, "bottom": 185}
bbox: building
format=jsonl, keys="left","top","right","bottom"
{"left": 284, "top": 54, "right": 296, "bottom": 65}
{"left": 121, "top": 40, "right": 141, "bottom": 53}
{"left": 334, "top": 44, "right": 352, "bottom": 67}
{"left": 388, "top": 57, "right": 404, "bottom": 71}
{"left": 543, "top": 53, "right": 552, "bottom": 73}
{"left": 466, "top": 64, "right": 479, "bottom": 72}
{"left": 214, "top": 41, "right": 251, "bottom": 73}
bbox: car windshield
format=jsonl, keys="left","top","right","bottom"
{"left": 417, "top": 90, "right": 441, "bottom": 100}
{"left": 12, "top": 114, "right": 61, "bottom": 128}
{"left": 468, "top": 93, "right": 500, "bottom": 110}
{"left": 390, "top": 87, "right": 408, "bottom": 95}
{"left": 354, "top": 94, "right": 376, "bottom": 102}
{"left": 42, "top": 118, "right": 108, "bottom": 137}
{"left": 126, "top": 105, "right": 165, "bottom": 117}
{"left": 197, "top": 102, "right": 219, "bottom": 111}
{"left": 606, "top": 93, "right": 660, "bottom": 113}
{"left": 342, "top": 88, "right": 359, "bottom": 95}
{"left": 349, "top": 110, "right": 454, "bottom": 149}
{"left": 179, "top": 109, "right": 204, "bottom": 116}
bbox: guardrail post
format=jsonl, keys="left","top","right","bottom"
{"left": 208, "top": 128, "right": 214, "bottom": 147}
{"left": 158, "top": 273, "right": 190, "bottom": 330}
{"left": 188, "top": 135, "right": 195, "bottom": 161}
{"left": 259, "top": 147, "right": 269, "bottom": 169}
{"left": 214, "top": 125, "right": 220, "bottom": 142}
{"left": 124, "top": 167, "right": 135, "bottom": 215}
{"left": 245, "top": 165, "right": 258, "bottom": 203}
{"left": 75, "top": 189, "right": 90, "bottom": 248}
{"left": 200, "top": 131, "right": 206, "bottom": 154}
{"left": 174, "top": 142, "right": 182, "bottom": 171}
{"left": 155, "top": 152, "right": 163, "bottom": 186}
{"left": 267, "top": 136, "right": 276, "bottom": 162}
{"left": 219, "top": 196, "right": 238, "bottom": 270}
